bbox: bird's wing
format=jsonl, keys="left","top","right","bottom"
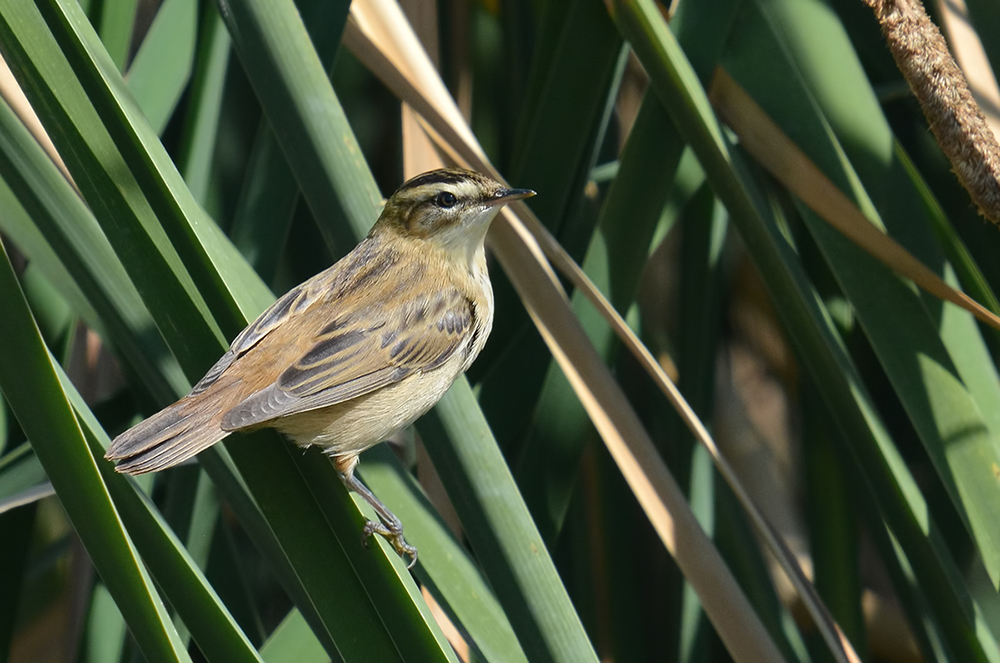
{"left": 189, "top": 239, "right": 398, "bottom": 396}
{"left": 220, "top": 287, "right": 474, "bottom": 430}
{"left": 189, "top": 270, "right": 332, "bottom": 395}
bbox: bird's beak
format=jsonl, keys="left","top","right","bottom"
{"left": 487, "top": 187, "right": 536, "bottom": 207}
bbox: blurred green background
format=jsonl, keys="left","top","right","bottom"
{"left": 3, "top": 0, "right": 1000, "bottom": 661}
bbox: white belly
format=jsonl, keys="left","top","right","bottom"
{"left": 273, "top": 352, "right": 465, "bottom": 459}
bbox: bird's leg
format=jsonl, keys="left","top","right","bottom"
{"left": 333, "top": 455, "right": 417, "bottom": 568}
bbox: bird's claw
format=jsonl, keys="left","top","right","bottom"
{"left": 363, "top": 519, "right": 418, "bottom": 569}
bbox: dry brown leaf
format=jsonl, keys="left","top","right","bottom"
{"left": 709, "top": 68, "right": 1000, "bottom": 333}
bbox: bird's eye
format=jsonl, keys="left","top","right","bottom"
{"left": 435, "top": 191, "right": 458, "bottom": 208}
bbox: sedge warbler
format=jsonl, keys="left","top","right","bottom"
{"left": 106, "top": 168, "right": 534, "bottom": 565}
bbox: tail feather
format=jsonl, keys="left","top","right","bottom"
{"left": 107, "top": 396, "right": 231, "bottom": 475}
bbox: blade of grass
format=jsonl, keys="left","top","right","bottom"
{"left": 517, "top": 0, "right": 737, "bottom": 545}
{"left": 0, "top": 443, "right": 46, "bottom": 505}
{"left": 359, "top": 445, "right": 529, "bottom": 663}
{"left": 216, "top": 0, "right": 381, "bottom": 251}
{"left": 225, "top": 0, "right": 350, "bottom": 283}
{"left": 19, "top": 261, "right": 73, "bottom": 347}
{"left": 124, "top": 0, "right": 197, "bottom": 135}
{"left": 4, "top": 317, "right": 264, "bottom": 661}
{"left": 79, "top": 442, "right": 261, "bottom": 661}
{"left": 0, "top": 0, "right": 227, "bottom": 373}
{"left": 508, "top": 0, "right": 621, "bottom": 233}
{"left": 289, "top": 450, "right": 462, "bottom": 663}
{"left": 802, "top": 382, "right": 867, "bottom": 655}
{"left": 477, "top": 0, "right": 623, "bottom": 447}
{"left": 36, "top": 0, "right": 271, "bottom": 332}
{"left": 672, "top": 187, "right": 789, "bottom": 662}
{"left": 159, "top": 465, "right": 220, "bottom": 646}
{"left": 205, "top": 521, "right": 267, "bottom": 647}
{"left": 516, "top": 92, "right": 684, "bottom": 541}
{"left": 0, "top": 94, "right": 186, "bottom": 402}
{"left": 715, "top": 2, "right": 1000, "bottom": 595}
{"left": 709, "top": 70, "right": 1000, "bottom": 332}
{"left": 221, "top": 0, "right": 352, "bottom": 285}
{"left": 161, "top": 467, "right": 218, "bottom": 573}
{"left": 415, "top": 383, "right": 601, "bottom": 663}
{"left": 83, "top": 582, "right": 128, "bottom": 663}
{"left": 259, "top": 608, "right": 328, "bottom": 663}
{"left": 226, "top": 121, "right": 297, "bottom": 284}
{"left": 0, "top": 236, "right": 190, "bottom": 663}
{"left": 894, "top": 140, "right": 1000, "bottom": 319}
{"left": 177, "top": 1, "right": 230, "bottom": 204}
{"left": 94, "top": 0, "right": 135, "bottom": 71}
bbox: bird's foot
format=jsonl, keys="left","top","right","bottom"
{"left": 336, "top": 458, "right": 418, "bottom": 568}
{"left": 363, "top": 519, "right": 418, "bottom": 569}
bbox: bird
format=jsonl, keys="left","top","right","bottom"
{"left": 106, "top": 168, "right": 535, "bottom": 566}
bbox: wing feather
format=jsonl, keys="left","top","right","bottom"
{"left": 221, "top": 288, "right": 473, "bottom": 431}
{"left": 191, "top": 238, "right": 402, "bottom": 394}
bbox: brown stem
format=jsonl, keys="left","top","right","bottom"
{"left": 864, "top": 0, "right": 1000, "bottom": 225}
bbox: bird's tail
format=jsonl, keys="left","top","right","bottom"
{"left": 106, "top": 391, "right": 234, "bottom": 474}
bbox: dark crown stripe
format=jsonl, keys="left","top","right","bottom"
{"left": 396, "top": 169, "right": 477, "bottom": 192}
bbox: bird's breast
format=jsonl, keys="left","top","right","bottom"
{"left": 463, "top": 253, "right": 494, "bottom": 369}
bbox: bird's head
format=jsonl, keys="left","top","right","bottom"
{"left": 374, "top": 168, "right": 534, "bottom": 261}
